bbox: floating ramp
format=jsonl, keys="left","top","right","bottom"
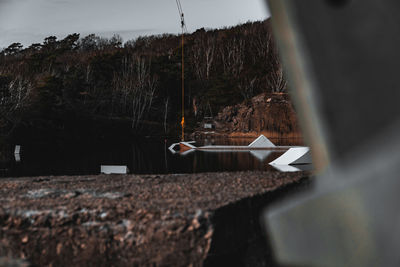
{"left": 269, "top": 147, "right": 312, "bottom": 165}
{"left": 169, "top": 135, "right": 286, "bottom": 154}
{"left": 249, "top": 135, "right": 275, "bottom": 148}
{"left": 168, "top": 135, "right": 313, "bottom": 170}
{"left": 270, "top": 163, "right": 314, "bottom": 172}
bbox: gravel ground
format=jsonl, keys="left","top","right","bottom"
{"left": 0, "top": 171, "right": 308, "bottom": 266}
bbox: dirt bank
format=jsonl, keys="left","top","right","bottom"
{"left": 0, "top": 172, "right": 309, "bottom": 266}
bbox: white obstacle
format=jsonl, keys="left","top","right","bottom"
{"left": 168, "top": 143, "right": 180, "bottom": 154}
{"left": 168, "top": 135, "right": 278, "bottom": 155}
{"left": 248, "top": 135, "right": 275, "bottom": 148}
{"left": 169, "top": 141, "right": 197, "bottom": 154}
{"left": 271, "top": 164, "right": 302, "bottom": 172}
{"left": 100, "top": 165, "right": 128, "bottom": 174}
{"left": 14, "top": 145, "right": 21, "bottom": 162}
{"left": 269, "top": 147, "right": 312, "bottom": 165}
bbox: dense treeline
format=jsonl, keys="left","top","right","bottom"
{"left": 0, "top": 19, "right": 285, "bottom": 138}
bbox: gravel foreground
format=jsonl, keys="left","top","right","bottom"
{"left": 0, "top": 172, "right": 309, "bottom": 266}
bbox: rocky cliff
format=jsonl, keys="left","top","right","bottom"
{"left": 212, "top": 93, "right": 301, "bottom": 138}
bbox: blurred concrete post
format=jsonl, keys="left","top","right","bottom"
{"left": 264, "top": 0, "right": 400, "bottom": 266}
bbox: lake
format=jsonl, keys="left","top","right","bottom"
{"left": 0, "top": 137, "right": 304, "bottom": 178}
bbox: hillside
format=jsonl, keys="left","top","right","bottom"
{"left": 0, "top": 19, "right": 293, "bottom": 141}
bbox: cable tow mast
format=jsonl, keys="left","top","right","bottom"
{"left": 175, "top": 0, "right": 187, "bottom": 141}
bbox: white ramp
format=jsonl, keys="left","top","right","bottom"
{"left": 271, "top": 164, "right": 302, "bottom": 172}
{"left": 270, "top": 147, "right": 312, "bottom": 165}
{"left": 271, "top": 164, "right": 314, "bottom": 172}
{"left": 101, "top": 165, "right": 128, "bottom": 174}
{"left": 248, "top": 135, "right": 275, "bottom": 148}
{"left": 169, "top": 143, "right": 180, "bottom": 154}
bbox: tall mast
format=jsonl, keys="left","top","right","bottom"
{"left": 176, "top": 0, "right": 186, "bottom": 141}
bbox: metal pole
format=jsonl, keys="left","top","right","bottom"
{"left": 181, "top": 22, "right": 185, "bottom": 141}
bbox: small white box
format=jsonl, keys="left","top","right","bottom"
{"left": 100, "top": 165, "right": 128, "bottom": 174}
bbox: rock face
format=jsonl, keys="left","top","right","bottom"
{"left": 215, "top": 93, "right": 301, "bottom": 137}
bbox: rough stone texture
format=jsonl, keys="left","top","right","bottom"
{"left": 0, "top": 172, "right": 308, "bottom": 266}
{"left": 214, "top": 93, "right": 300, "bottom": 137}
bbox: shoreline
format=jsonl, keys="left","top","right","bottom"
{"left": 191, "top": 130, "right": 304, "bottom": 145}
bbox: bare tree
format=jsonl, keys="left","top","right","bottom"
{"left": 191, "top": 35, "right": 216, "bottom": 80}
{"left": 204, "top": 37, "right": 215, "bottom": 79}
{"left": 267, "top": 68, "right": 287, "bottom": 93}
{"left": 0, "top": 75, "right": 32, "bottom": 135}
{"left": 219, "top": 37, "right": 245, "bottom": 76}
{"left": 163, "top": 97, "right": 169, "bottom": 134}
{"left": 239, "top": 77, "right": 257, "bottom": 101}
{"left": 6, "top": 76, "right": 31, "bottom": 110}
{"left": 112, "top": 55, "right": 157, "bottom": 128}
{"left": 252, "top": 31, "right": 273, "bottom": 65}
{"left": 192, "top": 46, "right": 204, "bottom": 80}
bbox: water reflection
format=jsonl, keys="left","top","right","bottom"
{"left": 250, "top": 151, "right": 273, "bottom": 161}
{"left": 0, "top": 137, "right": 304, "bottom": 178}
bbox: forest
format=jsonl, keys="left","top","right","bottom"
{"left": 0, "top": 19, "right": 286, "bottom": 141}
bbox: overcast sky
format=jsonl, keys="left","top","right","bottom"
{"left": 0, "top": 0, "right": 270, "bottom": 48}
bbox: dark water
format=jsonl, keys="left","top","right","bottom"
{"left": 0, "top": 137, "right": 303, "bottom": 178}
